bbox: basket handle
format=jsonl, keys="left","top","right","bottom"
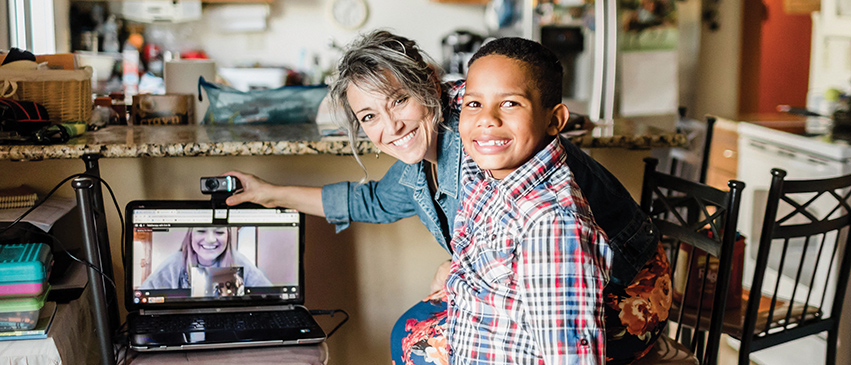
{"left": 0, "top": 80, "right": 17, "bottom": 98}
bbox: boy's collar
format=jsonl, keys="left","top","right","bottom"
{"left": 482, "top": 137, "right": 565, "bottom": 198}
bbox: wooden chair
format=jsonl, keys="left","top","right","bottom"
{"left": 725, "top": 169, "right": 851, "bottom": 364}
{"left": 635, "top": 157, "right": 745, "bottom": 365}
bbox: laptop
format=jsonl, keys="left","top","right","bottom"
{"left": 124, "top": 200, "right": 326, "bottom": 351}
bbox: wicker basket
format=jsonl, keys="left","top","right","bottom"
{"left": 0, "top": 66, "right": 93, "bottom": 123}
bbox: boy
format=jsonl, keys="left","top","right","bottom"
{"left": 445, "top": 37, "right": 612, "bottom": 364}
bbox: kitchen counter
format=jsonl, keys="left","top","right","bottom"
{"left": 0, "top": 120, "right": 687, "bottom": 161}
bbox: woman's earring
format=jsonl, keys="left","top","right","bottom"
{"left": 375, "top": 152, "right": 380, "bottom": 159}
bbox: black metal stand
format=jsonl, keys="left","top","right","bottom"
{"left": 82, "top": 154, "right": 120, "bottom": 332}
{"left": 73, "top": 177, "right": 116, "bottom": 365}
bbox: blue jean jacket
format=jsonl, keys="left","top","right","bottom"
{"left": 321, "top": 92, "right": 658, "bottom": 285}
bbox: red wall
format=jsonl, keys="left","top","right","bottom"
{"left": 755, "top": 0, "right": 812, "bottom": 113}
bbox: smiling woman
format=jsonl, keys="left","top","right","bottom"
{"left": 139, "top": 226, "right": 272, "bottom": 290}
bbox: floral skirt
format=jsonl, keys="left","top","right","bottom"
{"left": 390, "top": 243, "right": 671, "bottom": 365}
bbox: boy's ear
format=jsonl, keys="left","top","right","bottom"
{"left": 546, "top": 104, "right": 570, "bottom": 136}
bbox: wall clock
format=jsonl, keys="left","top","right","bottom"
{"left": 329, "top": 0, "right": 369, "bottom": 30}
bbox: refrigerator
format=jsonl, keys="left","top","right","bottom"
{"left": 520, "top": 0, "right": 682, "bottom": 130}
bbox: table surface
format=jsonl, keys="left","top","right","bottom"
{"left": 123, "top": 342, "right": 329, "bottom": 365}
{"left": 0, "top": 120, "right": 687, "bottom": 161}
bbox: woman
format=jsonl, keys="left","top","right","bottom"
{"left": 140, "top": 227, "right": 272, "bottom": 290}
{"left": 225, "top": 30, "right": 669, "bottom": 364}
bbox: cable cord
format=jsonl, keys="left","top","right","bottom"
{"left": 0, "top": 172, "right": 125, "bottom": 300}
{"left": 309, "top": 309, "right": 350, "bottom": 338}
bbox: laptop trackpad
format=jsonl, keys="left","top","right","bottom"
{"left": 184, "top": 331, "right": 237, "bottom": 343}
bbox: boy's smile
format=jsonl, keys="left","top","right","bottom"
{"left": 460, "top": 55, "right": 567, "bottom": 179}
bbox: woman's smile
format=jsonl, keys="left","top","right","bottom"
{"left": 390, "top": 128, "right": 418, "bottom": 147}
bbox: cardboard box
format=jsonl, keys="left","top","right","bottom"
{"left": 131, "top": 94, "right": 194, "bottom": 125}
{"left": 784, "top": 0, "right": 820, "bottom": 14}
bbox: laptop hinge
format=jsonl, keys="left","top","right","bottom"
{"left": 140, "top": 305, "right": 295, "bottom": 316}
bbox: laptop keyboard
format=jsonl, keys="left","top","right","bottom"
{"left": 133, "top": 310, "right": 315, "bottom": 334}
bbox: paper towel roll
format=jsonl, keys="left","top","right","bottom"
{"left": 165, "top": 60, "right": 216, "bottom": 124}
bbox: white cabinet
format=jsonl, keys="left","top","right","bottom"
{"left": 822, "top": 0, "right": 851, "bottom": 36}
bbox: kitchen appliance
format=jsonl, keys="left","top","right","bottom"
{"left": 529, "top": 0, "right": 682, "bottom": 123}
{"left": 116, "top": 0, "right": 202, "bottom": 23}
{"left": 440, "top": 30, "right": 485, "bottom": 79}
{"left": 737, "top": 122, "right": 851, "bottom": 364}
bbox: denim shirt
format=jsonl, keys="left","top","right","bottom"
{"left": 321, "top": 82, "right": 659, "bottom": 285}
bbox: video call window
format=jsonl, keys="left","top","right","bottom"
{"left": 131, "top": 225, "right": 299, "bottom": 299}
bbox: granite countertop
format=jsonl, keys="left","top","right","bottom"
{"left": 0, "top": 120, "right": 687, "bottom": 161}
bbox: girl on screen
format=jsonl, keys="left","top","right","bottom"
{"left": 140, "top": 226, "right": 272, "bottom": 290}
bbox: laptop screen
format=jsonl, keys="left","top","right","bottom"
{"left": 125, "top": 201, "right": 304, "bottom": 310}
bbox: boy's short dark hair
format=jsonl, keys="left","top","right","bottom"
{"left": 467, "top": 37, "right": 563, "bottom": 108}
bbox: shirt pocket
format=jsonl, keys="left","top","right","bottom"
{"left": 470, "top": 230, "right": 516, "bottom": 285}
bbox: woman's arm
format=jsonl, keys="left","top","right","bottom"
{"left": 223, "top": 171, "right": 325, "bottom": 217}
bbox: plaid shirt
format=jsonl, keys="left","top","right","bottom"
{"left": 446, "top": 137, "right": 612, "bottom": 364}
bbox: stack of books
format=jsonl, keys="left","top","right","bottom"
{"left": 0, "top": 185, "right": 38, "bottom": 209}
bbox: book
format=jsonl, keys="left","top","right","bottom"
{"left": 0, "top": 185, "right": 38, "bottom": 209}
{"left": 0, "top": 301, "right": 57, "bottom": 341}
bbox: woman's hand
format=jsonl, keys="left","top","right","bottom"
{"left": 222, "top": 171, "right": 279, "bottom": 208}
{"left": 220, "top": 171, "right": 326, "bottom": 217}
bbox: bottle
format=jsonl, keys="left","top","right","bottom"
{"left": 91, "top": 96, "right": 118, "bottom": 130}
{"left": 122, "top": 38, "right": 141, "bottom": 97}
{"left": 102, "top": 15, "right": 120, "bottom": 53}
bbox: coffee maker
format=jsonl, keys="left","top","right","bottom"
{"left": 441, "top": 30, "right": 485, "bottom": 77}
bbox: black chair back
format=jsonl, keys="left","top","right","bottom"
{"left": 640, "top": 157, "right": 745, "bottom": 365}
{"left": 738, "top": 169, "right": 851, "bottom": 364}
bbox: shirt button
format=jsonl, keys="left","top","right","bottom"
{"left": 580, "top": 338, "right": 589, "bottom": 346}
{"left": 450, "top": 300, "right": 456, "bottom": 307}
{"left": 447, "top": 347, "right": 454, "bottom": 356}
{"left": 490, "top": 234, "right": 496, "bottom": 240}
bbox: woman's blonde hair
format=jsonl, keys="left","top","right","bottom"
{"left": 181, "top": 227, "right": 235, "bottom": 274}
{"left": 328, "top": 30, "right": 444, "bottom": 180}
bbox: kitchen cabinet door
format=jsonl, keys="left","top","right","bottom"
{"left": 822, "top": 0, "right": 851, "bottom": 36}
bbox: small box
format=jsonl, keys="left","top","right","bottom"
{"left": 0, "top": 285, "right": 50, "bottom": 331}
{"left": 131, "top": 94, "right": 194, "bottom": 125}
{"left": 0, "top": 243, "right": 53, "bottom": 298}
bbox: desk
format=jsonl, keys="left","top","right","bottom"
{"left": 124, "top": 343, "right": 328, "bottom": 364}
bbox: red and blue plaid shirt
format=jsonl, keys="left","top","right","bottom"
{"left": 446, "top": 137, "right": 612, "bottom": 364}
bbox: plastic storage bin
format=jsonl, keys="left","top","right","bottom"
{"left": 0, "top": 284, "right": 50, "bottom": 331}
{"left": 0, "top": 243, "right": 53, "bottom": 298}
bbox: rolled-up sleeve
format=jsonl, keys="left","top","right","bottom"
{"left": 320, "top": 160, "right": 418, "bottom": 233}
{"left": 322, "top": 182, "right": 352, "bottom": 233}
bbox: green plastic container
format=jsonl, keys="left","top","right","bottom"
{"left": 0, "top": 284, "right": 50, "bottom": 331}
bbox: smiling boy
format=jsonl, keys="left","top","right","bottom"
{"left": 445, "top": 38, "right": 612, "bottom": 364}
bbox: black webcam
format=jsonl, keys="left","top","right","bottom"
{"left": 200, "top": 176, "right": 242, "bottom": 195}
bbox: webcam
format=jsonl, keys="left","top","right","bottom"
{"left": 200, "top": 176, "right": 242, "bottom": 195}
